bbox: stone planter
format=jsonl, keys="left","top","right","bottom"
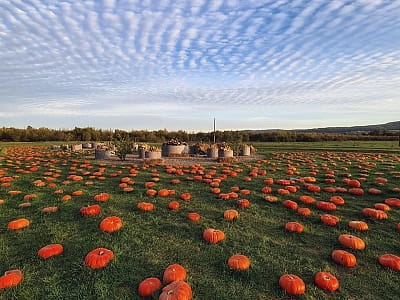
{"left": 218, "top": 149, "right": 234, "bottom": 158}
{"left": 138, "top": 148, "right": 146, "bottom": 159}
{"left": 82, "top": 143, "right": 92, "bottom": 149}
{"left": 240, "top": 146, "right": 251, "bottom": 156}
{"left": 92, "top": 142, "right": 101, "bottom": 149}
{"left": 207, "top": 148, "right": 219, "bottom": 158}
{"left": 51, "top": 145, "right": 61, "bottom": 151}
{"left": 145, "top": 151, "right": 162, "bottom": 159}
{"left": 95, "top": 149, "right": 111, "bottom": 160}
{"left": 162, "top": 145, "right": 185, "bottom": 157}
{"left": 71, "top": 144, "right": 82, "bottom": 151}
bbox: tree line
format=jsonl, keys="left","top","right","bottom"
{"left": 0, "top": 126, "right": 397, "bottom": 143}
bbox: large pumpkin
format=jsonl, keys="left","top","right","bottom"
{"left": 331, "top": 250, "right": 357, "bottom": 267}
{"left": 0, "top": 269, "right": 23, "bottom": 289}
{"left": 7, "top": 218, "right": 30, "bottom": 230}
{"left": 285, "top": 222, "right": 304, "bottom": 233}
{"left": 279, "top": 274, "right": 306, "bottom": 295}
{"left": 163, "top": 264, "right": 187, "bottom": 283}
{"left": 378, "top": 254, "right": 400, "bottom": 271}
{"left": 84, "top": 248, "right": 114, "bottom": 269}
{"left": 80, "top": 204, "right": 101, "bottom": 216}
{"left": 314, "top": 272, "right": 339, "bottom": 292}
{"left": 338, "top": 234, "right": 365, "bottom": 250}
{"left": 38, "top": 244, "right": 64, "bottom": 259}
{"left": 99, "top": 216, "right": 123, "bottom": 233}
{"left": 159, "top": 281, "right": 192, "bottom": 300}
{"left": 93, "top": 193, "right": 110, "bottom": 202}
{"left": 203, "top": 228, "right": 225, "bottom": 244}
{"left": 138, "top": 277, "right": 162, "bottom": 297}
{"left": 227, "top": 254, "right": 251, "bottom": 271}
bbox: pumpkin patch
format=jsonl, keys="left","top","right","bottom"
{"left": 0, "top": 145, "right": 399, "bottom": 298}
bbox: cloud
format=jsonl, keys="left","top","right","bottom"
{"left": 0, "top": 0, "right": 399, "bottom": 130}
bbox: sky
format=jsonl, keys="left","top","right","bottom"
{"left": 0, "top": 0, "right": 399, "bottom": 132}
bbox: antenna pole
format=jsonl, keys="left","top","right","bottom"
{"left": 213, "top": 118, "right": 216, "bottom": 144}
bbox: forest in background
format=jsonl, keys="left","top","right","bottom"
{"left": 0, "top": 126, "right": 398, "bottom": 143}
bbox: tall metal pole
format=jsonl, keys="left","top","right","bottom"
{"left": 213, "top": 118, "right": 216, "bottom": 144}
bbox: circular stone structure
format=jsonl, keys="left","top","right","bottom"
{"left": 95, "top": 150, "right": 111, "bottom": 160}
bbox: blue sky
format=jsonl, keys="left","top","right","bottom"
{"left": 0, "top": 0, "right": 399, "bottom": 131}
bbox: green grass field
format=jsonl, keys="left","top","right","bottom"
{"left": 0, "top": 143, "right": 399, "bottom": 299}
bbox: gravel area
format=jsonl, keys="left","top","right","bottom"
{"left": 86, "top": 153, "right": 265, "bottom": 166}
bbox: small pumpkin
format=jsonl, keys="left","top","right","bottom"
{"left": 84, "top": 247, "right": 114, "bottom": 269}
{"left": 348, "top": 221, "right": 368, "bottom": 231}
{"left": 168, "top": 201, "right": 180, "bottom": 210}
{"left": 331, "top": 249, "right": 357, "bottom": 267}
{"left": 374, "top": 203, "right": 390, "bottom": 211}
{"left": 7, "top": 218, "right": 30, "bottom": 230}
{"left": 179, "top": 193, "right": 191, "bottom": 201}
{"left": 279, "top": 274, "right": 306, "bottom": 295}
{"left": 314, "top": 272, "right": 339, "bottom": 292}
{"left": 163, "top": 264, "right": 187, "bottom": 283}
{"left": 80, "top": 204, "right": 101, "bottom": 216}
{"left": 99, "top": 216, "right": 123, "bottom": 233}
{"left": 330, "top": 196, "right": 345, "bottom": 205}
{"left": 38, "top": 244, "right": 64, "bottom": 259}
{"left": 227, "top": 254, "right": 250, "bottom": 271}
{"left": 283, "top": 200, "right": 298, "bottom": 210}
{"left": 137, "top": 202, "right": 154, "bottom": 211}
{"left": 316, "top": 201, "right": 337, "bottom": 211}
{"left": 338, "top": 234, "right": 365, "bottom": 250}
{"left": 237, "top": 199, "right": 250, "bottom": 208}
{"left": 42, "top": 206, "right": 58, "bottom": 213}
{"left": 362, "top": 208, "right": 387, "bottom": 220}
{"left": 187, "top": 212, "right": 201, "bottom": 222}
{"left": 285, "top": 221, "right": 304, "bottom": 233}
{"left": 321, "top": 214, "right": 339, "bottom": 226}
{"left": 203, "top": 228, "right": 225, "bottom": 244}
{"left": 93, "top": 193, "right": 110, "bottom": 202}
{"left": 378, "top": 254, "right": 400, "bottom": 271}
{"left": 297, "top": 207, "right": 311, "bottom": 216}
{"left": 158, "top": 189, "right": 170, "bottom": 197}
{"left": 0, "top": 269, "right": 23, "bottom": 290}
{"left": 385, "top": 197, "right": 400, "bottom": 207}
{"left": 138, "top": 277, "right": 162, "bottom": 297}
{"left": 223, "top": 209, "right": 239, "bottom": 221}
{"left": 159, "top": 281, "right": 192, "bottom": 300}
{"left": 299, "top": 195, "right": 316, "bottom": 204}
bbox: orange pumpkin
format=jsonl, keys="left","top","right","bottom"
{"left": 331, "top": 249, "right": 357, "bottom": 267}
{"left": 42, "top": 206, "right": 58, "bottom": 213}
{"left": 297, "top": 207, "right": 311, "bottom": 216}
{"left": 38, "top": 244, "right": 64, "bottom": 259}
{"left": 80, "top": 204, "right": 101, "bottom": 216}
{"left": 338, "top": 234, "right": 365, "bottom": 250}
{"left": 237, "top": 199, "right": 250, "bottom": 208}
{"left": 158, "top": 189, "right": 170, "bottom": 197}
{"left": 374, "top": 203, "right": 390, "bottom": 211}
{"left": 329, "top": 196, "right": 345, "bottom": 205}
{"left": 283, "top": 200, "right": 298, "bottom": 210}
{"left": 203, "top": 228, "right": 225, "bottom": 244}
{"left": 0, "top": 269, "right": 23, "bottom": 290}
{"left": 321, "top": 214, "right": 339, "bottom": 226}
{"left": 93, "top": 193, "right": 110, "bottom": 202}
{"left": 316, "top": 201, "right": 336, "bottom": 211}
{"left": 285, "top": 222, "right": 304, "bottom": 233}
{"left": 227, "top": 254, "right": 251, "bottom": 270}
{"left": 223, "top": 209, "right": 239, "bottom": 221}
{"left": 385, "top": 197, "right": 400, "bottom": 207}
{"left": 362, "top": 208, "right": 388, "bottom": 219}
{"left": 279, "top": 274, "right": 306, "bottom": 295}
{"left": 179, "top": 193, "right": 191, "bottom": 201}
{"left": 168, "top": 201, "right": 180, "bottom": 210}
{"left": 299, "top": 195, "right": 316, "bottom": 204}
{"left": 137, "top": 202, "right": 154, "bottom": 211}
{"left": 159, "top": 281, "right": 192, "bottom": 300}
{"left": 187, "top": 213, "right": 201, "bottom": 222}
{"left": 378, "top": 254, "right": 400, "bottom": 271}
{"left": 314, "top": 272, "right": 339, "bottom": 292}
{"left": 138, "top": 277, "right": 162, "bottom": 297}
{"left": 7, "top": 218, "right": 30, "bottom": 230}
{"left": 84, "top": 247, "right": 114, "bottom": 269}
{"left": 163, "top": 264, "right": 187, "bottom": 283}
{"left": 99, "top": 216, "right": 122, "bottom": 233}
{"left": 348, "top": 221, "right": 369, "bottom": 231}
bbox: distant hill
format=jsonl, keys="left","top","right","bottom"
{"left": 248, "top": 121, "right": 399, "bottom": 134}
{"left": 298, "top": 121, "right": 399, "bottom": 134}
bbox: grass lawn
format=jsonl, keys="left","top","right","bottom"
{"left": 0, "top": 143, "right": 399, "bottom": 299}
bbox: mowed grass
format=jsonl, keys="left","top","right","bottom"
{"left": 0, "top": 145, "right": 399, "bottom": 300}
